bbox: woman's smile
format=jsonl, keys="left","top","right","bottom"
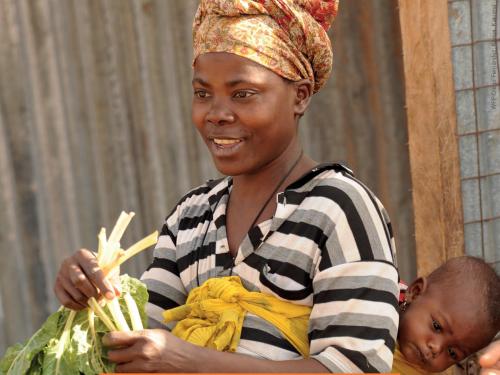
{"left": 209, "top": 137, "right": 245, "bottom": 157}
{"left": 213, "top": 138, "right": 242, "bottom": 146}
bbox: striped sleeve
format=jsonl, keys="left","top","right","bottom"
{"left": 310, "top": 261, "right": 399, "bottom": 372}
{"left": 140, "top": 203, "right": 188, "bottom": 330}
{"left": 309, "top": 175, "right": 399, "bottom": 373}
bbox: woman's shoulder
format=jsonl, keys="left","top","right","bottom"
{"left": 293, "top": 163, "right": 386, "bottom": 212}
{"left": 307, "top": 164, "right": 396, "bottom": 264}
{"left": 175, "top": 177, "right": 227, "bottom": 208}
{"left": 165, "top": 177, "right": 229, "bottom": 221}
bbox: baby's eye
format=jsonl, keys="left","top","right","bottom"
{"left": 432, "top": 319, "right": 442, "bottom": 332}
{"left": 233, "top": 91, "right": 254, "bottom": 99}
{"left": 447, "top": 347, "right": 458, "bottom": 360}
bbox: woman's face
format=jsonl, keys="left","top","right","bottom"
{"left": 191, "top": 52, "right": 302, "bottom": 176}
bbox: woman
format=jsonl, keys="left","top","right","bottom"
{"left": 54, "top": 0, "right": 399, "bottom": 372}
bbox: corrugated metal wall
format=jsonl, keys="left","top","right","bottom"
{"left": 0, "top": 0, "right": 413, "bottom": 353}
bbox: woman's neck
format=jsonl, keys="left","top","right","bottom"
{"left": 224, "top": 140, "right": 317, "bottom": 255}
{"left": 230, "top": 144, "right": 316, "bottom": 199}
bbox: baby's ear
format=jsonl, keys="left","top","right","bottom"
{"left": 406, "top": 277, "right": 428, "bottom": 302}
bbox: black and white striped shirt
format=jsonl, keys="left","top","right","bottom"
{"left": 141, "top": 163, "right": 399, "bottom": 373}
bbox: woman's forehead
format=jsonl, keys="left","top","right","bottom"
{"left": 193, "top": 52, "right": 281, "bottom": 82}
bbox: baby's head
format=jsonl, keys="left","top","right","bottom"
{"left": 398, "top": 256, "right": 500, "bottom": 373}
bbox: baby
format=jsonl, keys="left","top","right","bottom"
{"left": 393, "top": 256, "right": 500, "bottom": 374}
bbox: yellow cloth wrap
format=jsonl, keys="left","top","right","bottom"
{"left": 392, "top": 345, "right": 430, "bottom": 375}
{"left": 163, "top": 276, "right": 312, "bottom": 357}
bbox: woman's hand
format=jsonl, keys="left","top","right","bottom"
{"left": 103, "top": 329, "right": 195, "bottom": 373}
{"left": 480, "top": 341, "right": 500, "bottom": 375}
{"left": 103, "top": 329, "right": 331, "bottom": 373}
{"left": 53, "top": 248, "right": 119, "bottom": 310}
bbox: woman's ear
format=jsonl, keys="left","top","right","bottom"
{"left": 293, "top": 79, "right": 313, "bottom": 118}
{"left": 406, "top": 277, "right": 428, "bottom": 303}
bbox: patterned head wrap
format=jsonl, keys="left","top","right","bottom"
{"left": 193, "top": 0, "right": 339, "bottom": 93}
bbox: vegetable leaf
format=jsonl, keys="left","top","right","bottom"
{"left": 0, "top": 275, "right": 148, "bottom": 375}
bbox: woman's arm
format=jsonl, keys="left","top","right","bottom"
{"left": 103, "top": 329, "right": 330, "bottom": 373}
{"left": 305, "top": 174, "right": 400, "bottom": 373}
{"left": 308, "top": 260, "right": 399, "bottom": 373}
{"left": 139, "top": 207, "right": 187, "bottom": 329}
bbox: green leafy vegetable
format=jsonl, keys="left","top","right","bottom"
{"left": 0, "top": 212, "right": 156, "bottom": 375}
{"left": 0, "top": 275, "right": 149, "bottom": 375}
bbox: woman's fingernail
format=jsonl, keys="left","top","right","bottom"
{"left": 105, "top": 291, "right": 115, "bottom": 300}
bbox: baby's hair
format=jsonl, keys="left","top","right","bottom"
{"left": 427, "top": 256, "right": 500, "bottom": 332}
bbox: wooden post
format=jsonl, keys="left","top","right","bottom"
{"left": 398, "top": 0, "right": 464, "bottom": 279}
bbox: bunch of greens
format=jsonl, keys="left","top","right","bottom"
{"left": 0, "top": 212, "right": 158, "bottom": 375}
{"left": 0, "top": 275, "right": 148, "bottom": 375}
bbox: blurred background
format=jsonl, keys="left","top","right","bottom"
{"left": 0, "top": 2, "right": 498, "bottom": 373}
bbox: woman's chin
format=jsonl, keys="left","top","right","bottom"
{"left": 211, "top": 158, "right": 246, "bottom": 177}
{"left": 210, "top": 153, "right": 263, "bottom": 177}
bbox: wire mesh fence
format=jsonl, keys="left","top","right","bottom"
{"left": 448, "top": 0, "right": 499, "bottom": 374}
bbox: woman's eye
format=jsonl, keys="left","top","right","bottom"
{"left": 432, "top": 319, "right": 442, "bottom": 332}
{"left": 448, "top": 347, "right": 458, "bottom": 360}
{"left": 233, "top": 91, "right": 254, "bottom": 99}
{"left": 194, "top": 90, "right": 209, "bottom": 99}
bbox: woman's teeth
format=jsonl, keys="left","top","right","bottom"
{"left": 213, "top": 138, "right": 241, "bottom": 145}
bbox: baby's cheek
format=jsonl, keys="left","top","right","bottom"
{"left": 399, "top": 340, "right": 419, "bottom": 366}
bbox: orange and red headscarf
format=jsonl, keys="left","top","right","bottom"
{"left": 192, "top": 0, "right": 339, "bottom": 93}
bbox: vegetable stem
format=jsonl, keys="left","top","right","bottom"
{"left": 108, "top": 211, "right": 135, "bottom": 245}
{"left": 55, "top": 310, "right": 76, "bottom": 375}
{"left": 107, "top": 298, "right": 130, "bottom": 332}
{"left": 103, "top": 231, "right": 158, "bottom": 274}
{"left": 96, "top": 227, "right": 106, "bottom": 263}
{"left": 124, "top": 293, "right": 143, "bottom": 331}
{"left": 88, "top": 297, "right": 117, "bottom": 332}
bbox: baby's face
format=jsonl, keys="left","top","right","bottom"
{"left": 398, "top": 281, "right": 493, "bottom": 372}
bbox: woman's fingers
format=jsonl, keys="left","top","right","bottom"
{"left": 55, "top": 254, "right": 93, "bottom": 307}
{"left": 67, "top": 262, "right": 99, "bottom": 300}
{"left": 480, "top": 369, "right": 500, "bottom": 375}
{"left": 75, "top": 249, "right": 116, "bottom": 299}
{"left": 103, "top": 329, "right": 185, "bottom": 373}
{"left": 59, "top": 273, "right": 87, "bottom": 303}
{"left": 103, "top": 332, "right": 145, "bottom": 364}
{"left": 103, "top": 331, "right": 143, "bottom": 348}
{"left": 54, "top": 248, "right": 118, "bottom": 307}
{"left": 107, "top": 345, "right": 142, "bottom": 364}
{"left": 53, "top": 282, "right": 86, "bottom": 310}
{"left": 480, "top": 342, "right": 500, "bottom": 368}
{"left": 480, "top": 341, "right": 500, "bottom": 374}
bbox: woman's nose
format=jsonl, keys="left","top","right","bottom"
{"left": 206, "top": 99, "right": 235, "bottom": 125}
